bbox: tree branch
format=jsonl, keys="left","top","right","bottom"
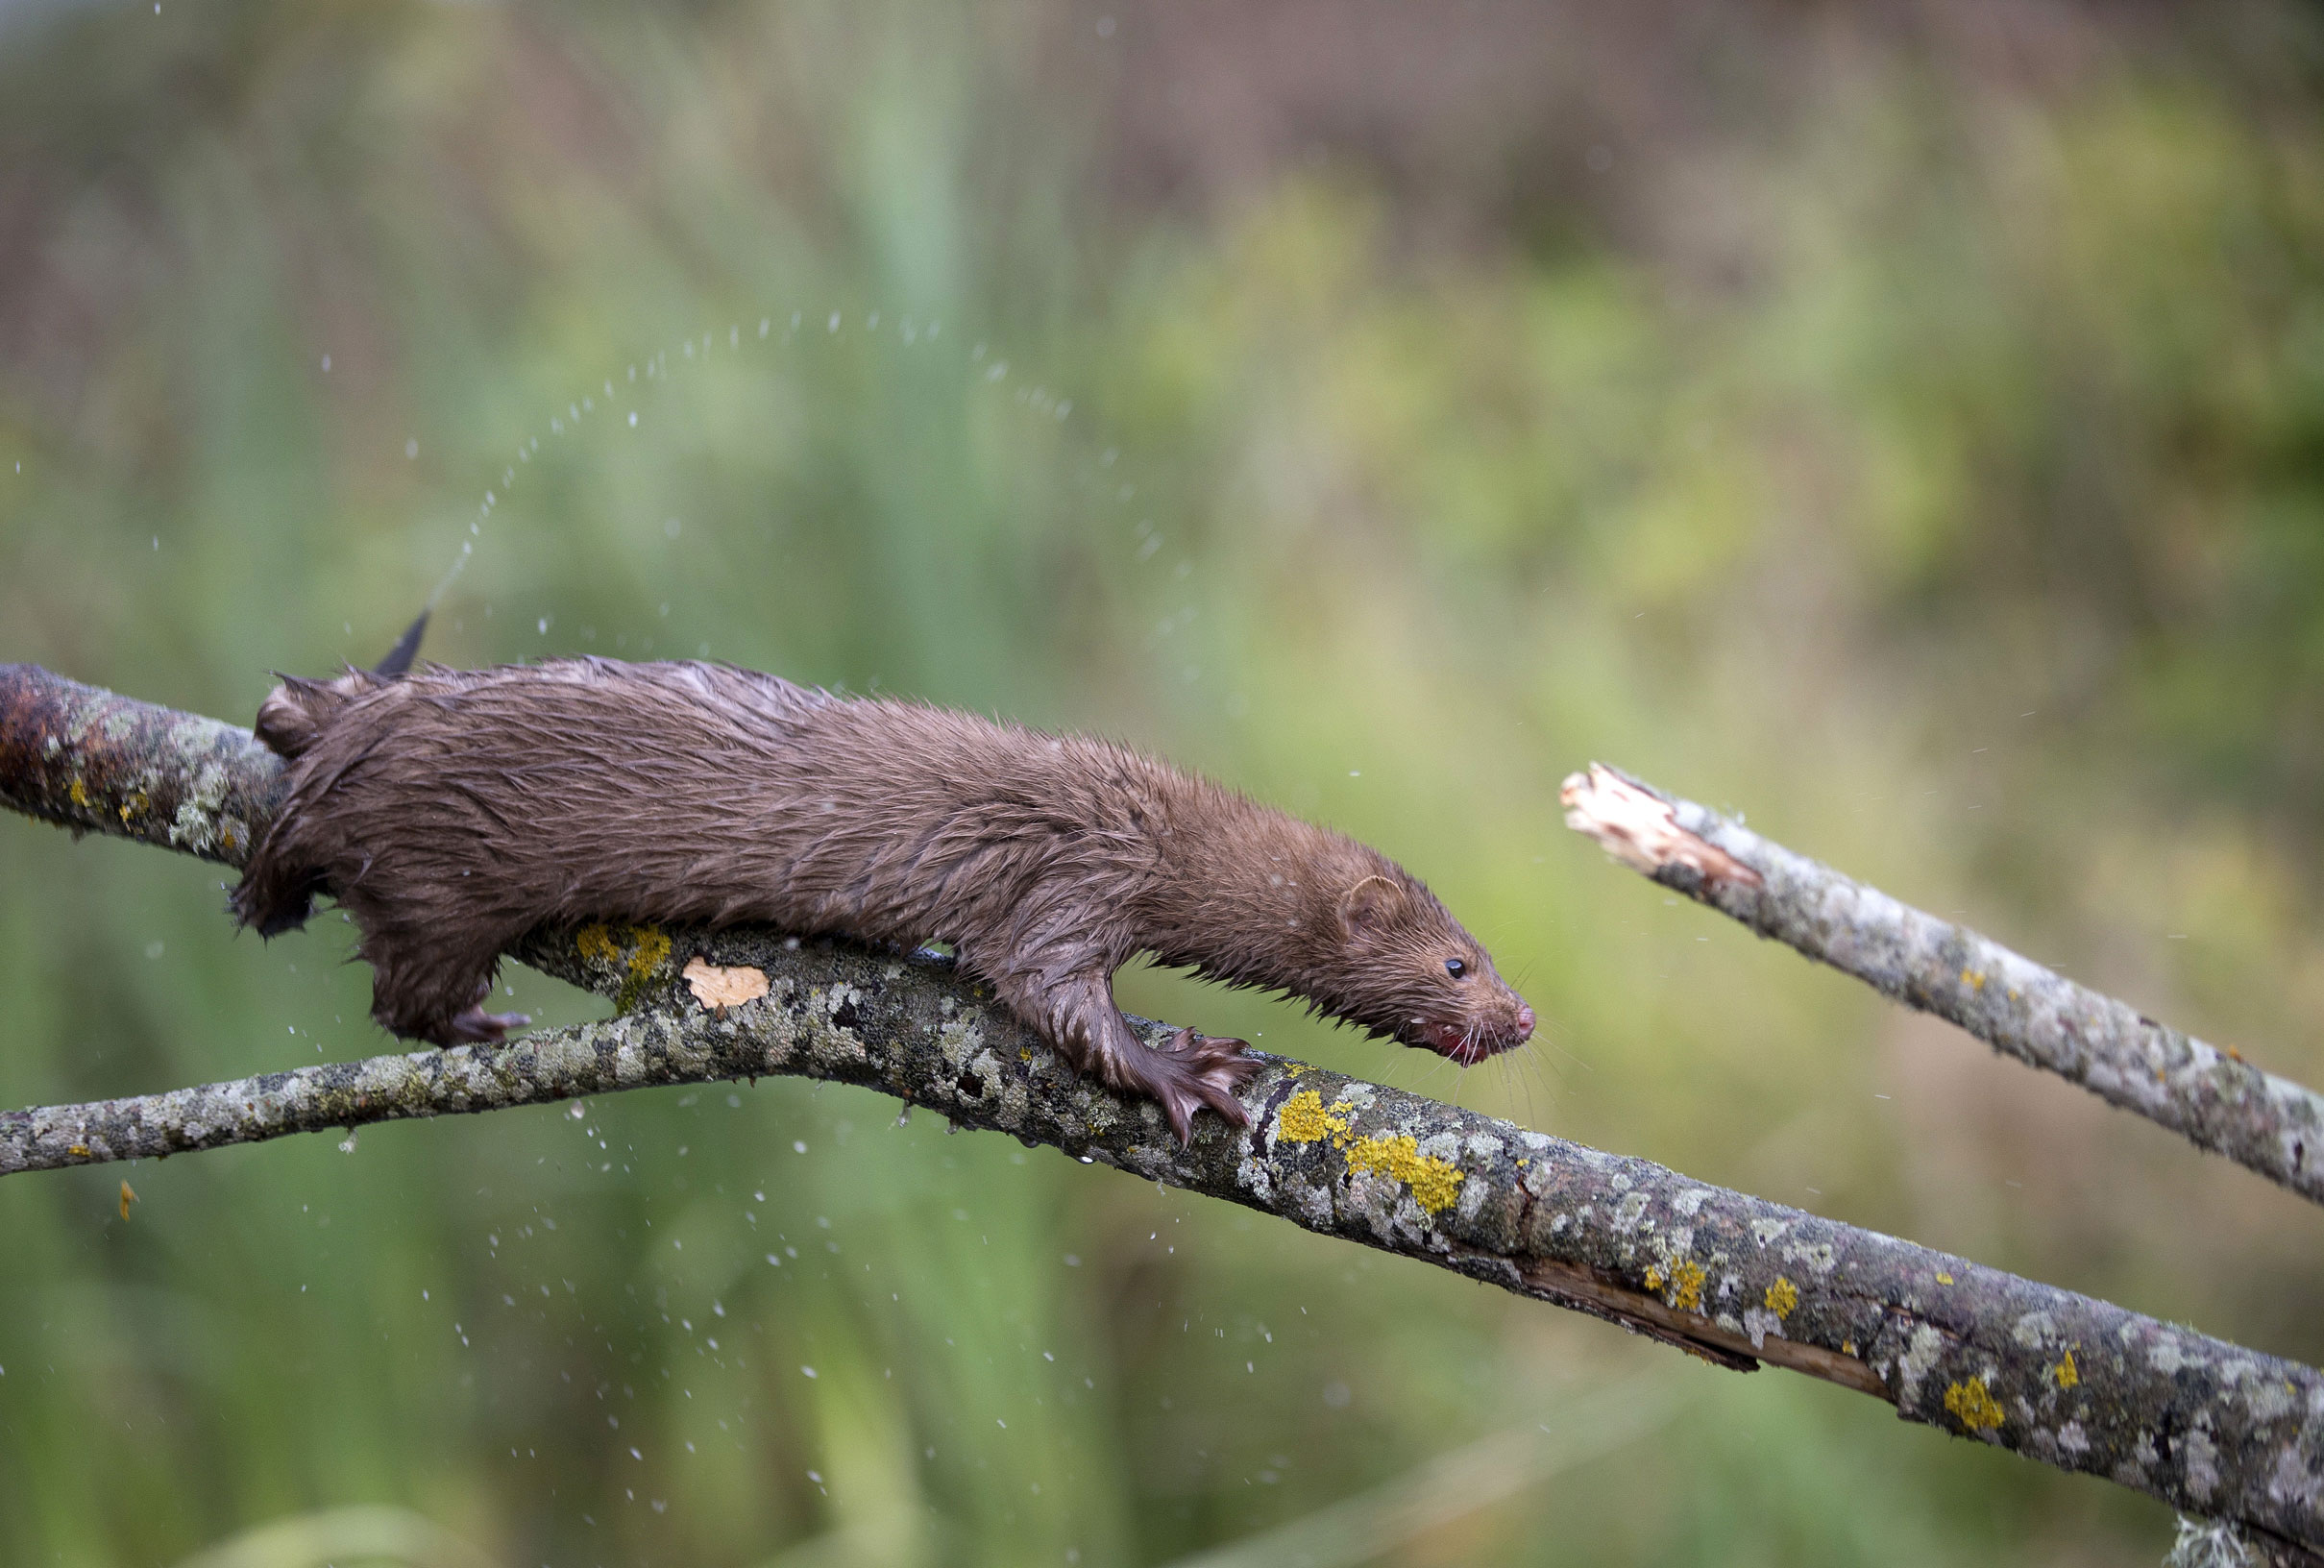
{"left": 1559, "top": 763, "right": 2324, "bottom": 1210}
{"left": 5, "top": 666, "right": 2322, "bottom": 1562}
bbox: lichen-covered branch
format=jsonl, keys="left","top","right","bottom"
{"left": 0, "top": 664, "right": 283, "bottom": 866}
{"left": 4, "top": 667, "right": 2321, "bottom": 1561}
{"left": 7, "top": 921, "right": 2323, "bottom": 1559}
{"left": 1561, "top": 763, "right": 2324, "bottom": 1210}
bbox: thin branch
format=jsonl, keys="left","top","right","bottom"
{"left": 5, "top": 666, "right": 2322, "bottom": 1562}
{"left": 1561, "top": 763, "right": 2324, "bottom": 1210}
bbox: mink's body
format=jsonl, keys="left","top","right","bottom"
{"left": 233, "top": 657, "right": 1534, "bottom": 1140}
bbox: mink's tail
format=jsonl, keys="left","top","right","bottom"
{"left": 236, "top": 611, "right": 429, "bottom": 936}
{"left": 374, "top": 610, "right": 428, "bottom": 676}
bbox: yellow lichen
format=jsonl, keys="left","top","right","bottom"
{"left": 1275, "top": 1092, "right": 1463, "bottom": 1215}
{"left": 628, "top": 927, "right": 672, "bottom": 974}
{"left": 1765, "top": 1276, "right": 1798, "bottom": 1318}
{"left": 1944, "top": 1377, "right": 2005, "bottom": 1433}
{"left": 1936, "top": 1271, "right": 1954, "bottom": 1286}
{"left": 1962, "top": 968, "right": 1986, "bottom": 992}
{"left": 1276, "top": 1090, "right": 1349, "bottom": 1145}
{"left": 2053, "top": 1349, "right": 2079, "bottom": 1390}
{"left": 1644, "top": 1264, "right": 1665, "bottom": 1291}
{"left": 1342, "top": 1134, "right": 1465, "bottom": 1215}
{"left": 1666, "top": 1259, "right": 1706, "bottom": 1311}
{"left": 68, "top": 778, "right": 88, "bottom": 809}
{"left": 575, "top": 922, "right": 673, "bottom": 1012}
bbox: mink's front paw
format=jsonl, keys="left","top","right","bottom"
{"left": 1150, "top": 1028, "right": 1261, "bottom": 1146}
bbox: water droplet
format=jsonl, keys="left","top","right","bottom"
{"left": 538, "top": 617, "right": 550, "bottom": 634}
{"left": 800, "top": 1365, "right": 818, "bottom": 1379}
{"left": 628, "top": 411, "right": 638, "bottom": 428}
{"left": 827, "top": 311, "right": 841, "bottom": 333}
{"left": 405, "top": 438, "right": 419, "bottom": 459}
{"left": 320, "top": 354, "right": 330, "bottom": 371}
{"left": 759, "top": 317, "right": 771, "bottom": 338}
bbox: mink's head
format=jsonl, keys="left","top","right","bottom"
{"left": 1311, "top": 870, "right": 1535, "bottom": 1066}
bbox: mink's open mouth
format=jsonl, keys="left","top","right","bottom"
{"left": 1413, "top": 1019, "right": 1508, "bottom": 1066}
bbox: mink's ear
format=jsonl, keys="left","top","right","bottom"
{"left": 1335, "top": 874, "right": 1405, "bottom": 937}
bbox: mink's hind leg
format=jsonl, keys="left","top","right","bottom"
{"left": 446, "top": 981, "right": 532, "bottom": 1044}
{"left": 1003, "top": 971, "right": 1259, "bottom": 1145}
{"left": 361, "top": 929, "right": 530, "bottom": 1046}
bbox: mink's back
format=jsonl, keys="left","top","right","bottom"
{"left": 236, "top": 658, "right": 1210, "bottom": 972}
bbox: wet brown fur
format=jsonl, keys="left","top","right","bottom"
{"left": 232, "top": 659, "right": 1534, "bottom": 1140}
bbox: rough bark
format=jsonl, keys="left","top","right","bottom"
{"left": 1559, "top": 763, "right": 2324, "bottom": 1209}
{"left": 0, "top": 664, "right": 282, "bottom": 867}
{"left": 4, "top": 666, "right": 2321, "bottom": 1561}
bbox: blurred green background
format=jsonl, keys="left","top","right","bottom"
{"left": 4, "top": 1, "right": 2324, "bottom": 1563}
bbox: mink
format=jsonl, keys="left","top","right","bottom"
{"left": 232, "top": 653, "right": 1536, "bottom": 1141}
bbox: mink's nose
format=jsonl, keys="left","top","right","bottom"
{"left": 1515, "top": 1002, "right": 1536, "bottom": 1039}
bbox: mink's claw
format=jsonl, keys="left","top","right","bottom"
{"left": 448, "top": 1005, "right": 530, "bottom": 1043}
{"left": 1155, "top": 1027, "right": 1261, "bottom": 1146}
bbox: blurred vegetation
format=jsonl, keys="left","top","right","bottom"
{"left": 3, "top": 1, "right": 2323, "bottom": 1563}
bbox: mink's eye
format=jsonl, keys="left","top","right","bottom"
{"left": 1445, "top": 958, "right": 1468, "bottom": 979}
